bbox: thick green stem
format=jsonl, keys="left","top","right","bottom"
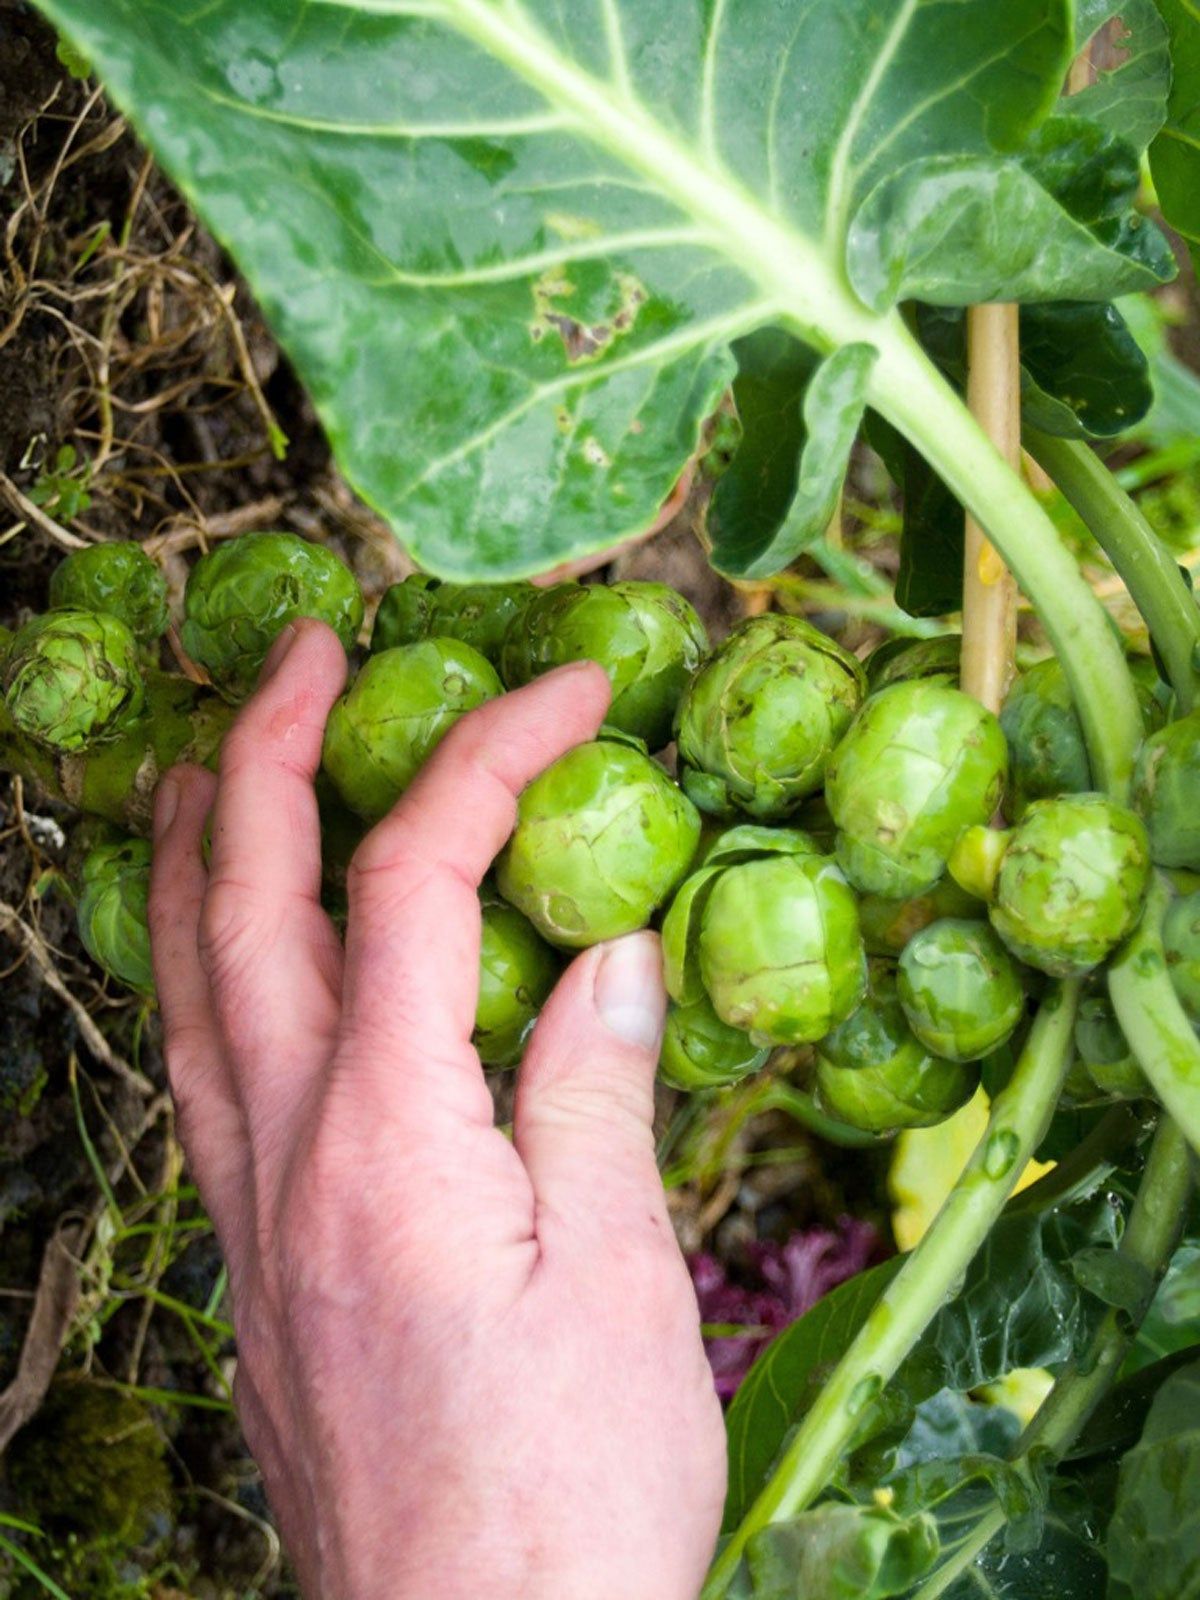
{"left": 1109, "top": 875, "right": 1200, "bottom": 1160}
{"left": 1027, "top": 430, "right": 1200, "bottom": 716}
{"left": 701, "top": 981, "right": 1081, "bottom": 1599}
{"left": 909, "top": 1116, "right": 1192, "bottom": 1600}
{"left": 867, "top": 335, "right": 1143, "bottom": 801}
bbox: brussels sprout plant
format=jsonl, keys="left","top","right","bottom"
{"left": 8, "top": 2, "right": 1200, "bottom": 1595}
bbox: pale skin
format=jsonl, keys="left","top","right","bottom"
{"left": 148, "top": 619, "right": 727, "bottom": 1599}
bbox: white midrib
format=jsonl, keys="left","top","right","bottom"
{"left": 438, "top": 0, "right": 904, "bottom": 360}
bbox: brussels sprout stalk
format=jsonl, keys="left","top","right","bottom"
{"left": 702, "top": 978, "right": 1080, "bottom": 1597}
{"left": 1027, "top": 428, "right": 1200, "bottom": 717}
{"left": 1109, "top": 875, "right": 1200, "bottom": 1160}
{"left": 868, "top": 331, "right": 1143, "bottom": 803}
{"left": 907, "top": 1115, "right": 1192, "bottom": 1600}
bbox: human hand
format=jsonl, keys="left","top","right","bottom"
{"left": 148, "top": 620, "right": 726, "bottom": 1600}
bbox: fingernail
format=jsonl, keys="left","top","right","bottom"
{"left": 154, "top": 774, "right": 181, "bottom": 838}
{"left": 595, "top": 934, "right": 665, "bottom": 1050}
{"left": 259, "top": 623, "right": 299, "bottom": 686}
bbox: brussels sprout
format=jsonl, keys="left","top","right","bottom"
{"left": 1001, "top": 656, "right": 1170, "bottom": 821}
{"left": 864, "top": 633, "right": 961, "bottom": 693}
{"left": 496, "top": 739, "right": 700, "bottom": 948}
{"left": 77, "top": 837, "right": 155, "bottom": 996}
{"left": 897, "top": 919, "right": 1025, "bottom": 1062}
{"left": 953, "top": 794, "right": 1151, "bottom": 978}
{"left": 674, "top": 852, "right": 865, "bottom": 1045}
{"left": 1074, "top": 993, "right": 1150, "bottom": 1099}
{"left": 826, "top": 680, "right": 1008, "bottom": 899}
{"left": 675, "top": 614, "right": 865, "bottom": 820}
{"left": 474, "top": 893, "right": 560, "bottom": 1069}
{"left": 373, "top": 575, "right": 536, "bottom": 665}
{"left": 370, "top": 573, "right": 439, "bottom": 652}
{"left": 3, "top": 610, "right": 145, "bottom": 752}
{"left": 322, "top": 640, "right": 501, "bottom": 822}
{"left": 501, "top": 581, "right": 707, "bottom": 749}
{"left": 182, "top": 532, "right": 364, "bottom": 701}
{"left": 658, "top": 996, "right": 771, "bottom": 1091}
{"left": 49, "top": 541, "right": 169, "bottom": 641}
{"left": 815, "top": 970, "right": 976, "bottom": 1133}
{"left": 857, "top": 876, "right": 984, "bottom": 959}
{"left": 1132, "top": 711, "right": 1200, "bottom": 870}
{"left": 1164, "top": 892, "right": 1200, "bottom": 1024}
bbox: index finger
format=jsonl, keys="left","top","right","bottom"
{"left": 336, "top": 662, "right": 611, "bottom": 1120}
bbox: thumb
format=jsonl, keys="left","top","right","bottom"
{"left": 513, "top": 932, "right": 668, "bottom": 1233}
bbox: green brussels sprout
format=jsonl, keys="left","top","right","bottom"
{"left": 858, "top": 876, "right": 984, "bottom": 959}
{"left": 371, "top": 573, "right": 439, "bottom": 651}
{"left": 500, "top": 580, "right": 707, "bottom": 749}
{"left": 864, "top": 633, "right": 961, "bottom": 693}
{"left": 3, "top": 609, "right": 145, "bottom": 752}
{"left": 826, "top": 680, "right": 1008, "bottom": 899}
{"left": 952, "top": 794, "right": 1151, "bottom": 978}
{"left": 474, "top": 893, "right": 560, "bottom": 1069}
{"left": 373, "top": 575, "right": 536, "bottom": 665}
{"left": 1074, "top": 993, "right": 1150, "bottom": 1099}
{"left": 1132, "top": 711, "right": 1200, "bottom": 870}
{"left": 1001, "top": 656, "right": 1169, "bottom": 821}
{"left": 496, "top": 739, "right": 701, "bottom": 948}
{"left": 49, "top": 541, "right": 169, "bottom": 641}
{"left": 815, "top": 970, "right": 977, "bottom": 1133}
{"left": 1164, "top": 892, "right": 1200, "bottom": 1024}
{"left": 658, "top": 996, "right": 771, "bottom": 1090}
{"left": 663, "top": 839, "right": 865, "bottom": 1046}
{"left": 182, "top": 532, "right": 365, "bottom": 701}
{"left": 77, "top": 837, "right": 155, "bottom": 996}
{"left": 674, "top": 615, "right": 865, "bottom": 820}
{"left": 322, "top": 640, "right": 501, "bottom": 822}
{"left": 897, "top": 919, "right": 1025, "bottom": 1063}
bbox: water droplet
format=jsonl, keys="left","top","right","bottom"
{"left": 984, "top": 1128, "right": 1020, "bottom": 1179}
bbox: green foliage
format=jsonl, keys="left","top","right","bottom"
{"left": 1149, "top": 0, "right": 1200, "bottom": 271}
{"left": 30, "top": 0, "right": 1174, "bottom": 581}
{"left": 1108, "top": 1359, "right": 1200, "bottom": 1599}
{"left": 723, "top": 1195, "right": 1120, "bottom": 1532}
{"left": 29, "top": 444, "right": 93, "bottom": 520}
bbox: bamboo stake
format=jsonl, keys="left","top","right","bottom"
{"left": 960, "top": 303, "right": 1021, "bottom": 710}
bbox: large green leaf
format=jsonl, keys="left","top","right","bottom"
{"left": 1151, "top": 0, "right": 1200, "bottom": 270}
{"left": 919, "top": 1491, "right": 1108, "bottom": 1599}
{"left": 33, "top": 0, "right": 1174, "bottom": 579}
{"left": 1107, "top": 1358, "right": 1200, "bottom": 1599}
{"left": 723, "top": 1199, "right": 1119, "bottom": 1533}
{"left": 1073, "top": 0, "right": 1172, "bottom": 153}
{"left": 707, "top": 333, "right": 875, "bottom": 578}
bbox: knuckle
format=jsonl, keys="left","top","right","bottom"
{"left": 199, "top": 877, "right": 279, "bottom": 982}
